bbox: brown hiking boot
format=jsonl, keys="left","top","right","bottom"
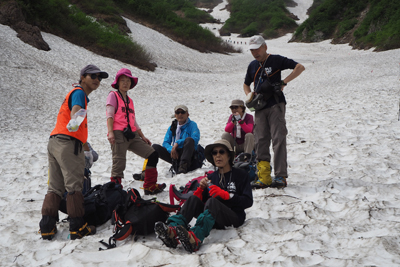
{"left": 144, "top": 183, "right": 166, "bottom": 195}
{"left": 70, "top": 222, "right": 96, "bottom": 240}
{"left": 154, "top": 222, "right": 179, "bottom": 248}
{"left": 175, "top": 225, "right": 201, "bottom": 253}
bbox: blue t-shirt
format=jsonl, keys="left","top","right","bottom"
{"left": 244, "top": 54, "right": 298, "bottom": 107}
{"left": 70, "top": 89, "right": 89, "bottom": 109}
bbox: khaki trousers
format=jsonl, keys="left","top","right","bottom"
{"left": 221, "top": 132, "right": 255, "bottom": 155}
{"left": 111, "top": 130, "right": 155, "bottom": 178}
{"left": 47, "top": 135, "right": 85, "bottom": 197}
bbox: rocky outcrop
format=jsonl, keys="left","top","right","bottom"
{"left": 0, "top": 0, "right": 50, "bottom": 51}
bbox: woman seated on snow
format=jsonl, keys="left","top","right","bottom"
{"left": 154, "top": 139, "right": 253, "bottom": 253}
{"left": 221, "top": 99, "right": 254, "bottom": 155}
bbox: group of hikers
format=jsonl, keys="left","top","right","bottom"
{"left": 39, "top": 35, "right": 305, "bottom": 252}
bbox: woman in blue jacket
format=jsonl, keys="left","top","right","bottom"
{"left": 154, "top": 139, "right": 253, "bottom": 252}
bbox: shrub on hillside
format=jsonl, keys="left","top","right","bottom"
{"left": 221, "top": 0, "right": 297, "bottom": 38}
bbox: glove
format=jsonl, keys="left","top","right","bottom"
{"left": 84, "top": 150, "right": 93, "bottom": 169}
{"left": 67, "top": 119, "right": 79, "bottom": 132}
{"left": 193, "top": 187, "right": 204, "bottom": 200}
{"left": 209, "top": 185, "right": 230, "bottom": 200}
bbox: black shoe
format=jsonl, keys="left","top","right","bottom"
{"left": 144, "top": 183, "right": 166, "bottom": 195}
{"left": 40, "top": 226, "right": 57, "bottom": 240}
{"left": 270, "top": 177, "right": 287, "bottom": 188}
{"left": 154, "top": 222, "right": 179, "bottom": 248}
{"left": 175, "top": 225, "right": 201, "bottom": 253}
{"left": 251, "top": 179, "right": 270, "bottom": 189}
{"left": 70, "top": 222, "right": 96, "bottom": 240}
{"left": 132, "top": 172, "right": 144, "bottom": 181}
{"left": 177, "top": 162, "right": 189, "bottom": 174}
{"left": 39, "top": 215, "right": 57, "bottom": 240}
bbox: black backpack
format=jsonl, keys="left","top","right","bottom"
{"left": 110, "top": 188, "right": 181, "bottom": 242}
{"left": 83, "top": 182, "right": 127, "bottom": 226}
{"left": 192, "top": 144, "right": 206, "bottom": 169}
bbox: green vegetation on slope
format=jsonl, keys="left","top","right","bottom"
{"left": 15, "top": 0, "right": 236, "bottom": 71}
{"left": 293, "top": 0, "right": 400, "bottom": 51}
{"left": 221, "top": 0, "right": 298, "bottom": 38}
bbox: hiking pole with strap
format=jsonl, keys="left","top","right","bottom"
{"left": 232, "top": 121, "right": 237, "bottom": 155}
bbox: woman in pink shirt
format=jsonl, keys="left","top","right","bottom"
{"left": 106, "top": 68, "right": 165, "bottom": 195}
{"left": 221, "top": 99, "right": 255, "bottom": 155}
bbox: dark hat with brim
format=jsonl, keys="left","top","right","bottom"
{"left": 205, "top": 139, "right": 235, "bottom": 167}
{"left": 80, "top": 64, "right": 109, "bottom": 79}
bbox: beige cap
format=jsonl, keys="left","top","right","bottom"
{"left": 174, "top": 105, "right": 189, "bottom": 112}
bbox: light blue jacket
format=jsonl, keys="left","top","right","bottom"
{"left": 162, "top": 118, "right": 200, "bottom": 153}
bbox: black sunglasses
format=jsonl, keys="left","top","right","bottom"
{"left": 175, "top": 110, "right": 186, "bottom": 115}
{"left": 89, "top": 73, "right": 102, "bottom": 81}
{"left": 212, "top": 149, "right": 226, "bottom": 156}
{"left": 230, "top": 106, "right": 239, "bottom": 110}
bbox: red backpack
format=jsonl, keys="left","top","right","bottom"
{"left": 169, "top": 171, "right": 214, "bottom": 206}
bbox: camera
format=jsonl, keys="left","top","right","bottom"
{"left": 123, "top": 125, "right": 136, "bottom": 140}
{"left": 272, "top": 82, "right": 283, "bottom": 96}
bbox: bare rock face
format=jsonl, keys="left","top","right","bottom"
{"left": 0, "top": 0, "right": 50, "bottom": 51}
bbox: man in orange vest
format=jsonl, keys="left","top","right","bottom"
{"left": 39, "top": 65, "right": 108, "bottom": 240}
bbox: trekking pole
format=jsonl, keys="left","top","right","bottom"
{"left": 233, "top": 119, "right": 237, "bottom": 154}
{"left": 398, "top": 100, "right": 400, "bottom": 121}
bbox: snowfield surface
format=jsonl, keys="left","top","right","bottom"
{"left": 1, "top": 0, "right": 400, "bottom": 266}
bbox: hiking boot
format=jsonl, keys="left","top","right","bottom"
{"left": 175, "top": 225, "right": 201, "bottom": 253}
{"left": 154, "top": 222, "right": 179, "bottom": 248}
{"left": 256, "top": 161, "right": 272, "bottom": 186}
{"left": 39, "top": 215, "right": 58, "bottom": 240}
{"left": 251, "top": 179, "right": 270, "bottom": 189}
{"left": 70, "top": 222, "right": 96, "bottom": 240}
{"left": 132, "top": 171, "right": 144, "bottom": 181}
{"left": 144, "top": 183, "right": 166, "bottom": 195}
{"left": 270, "top": 177, "right": 287, "bottom": 188}
{"left": 177, "top": 162, "right": 189, "bottom": 174}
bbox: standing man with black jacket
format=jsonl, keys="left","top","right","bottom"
{"left": 244, "top": 35, "right": 305, "bottom": 189}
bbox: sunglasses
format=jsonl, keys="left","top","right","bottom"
{"left": 230, "top": 106, "right": 239, "bottom": 110}
{"left": 89, "top": 73, "right": 102, "bottom": 81}
{"left": 212, "top": 149, "right": 226, "bottom": 156}
{"left": 175, "top": 110, "right": 186, "bottom": 115}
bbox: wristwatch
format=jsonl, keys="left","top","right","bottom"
{"left": 281, "top": 80, "right": 287, "bottom": 86}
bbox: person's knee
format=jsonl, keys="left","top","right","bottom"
{"left": 184, "top": 137, "right": 195, "bottom": 146}
{"left": 245, "top": 133, "right": 254, "bottom": 140}
{"left": 204, "top": 197, "right": 219, "bottom": 210}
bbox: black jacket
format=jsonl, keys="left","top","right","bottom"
{"left": 202, "top": 167, "right": 253, "bottom": 227}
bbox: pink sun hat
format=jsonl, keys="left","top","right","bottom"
{"left": 111, "top": 68, "right": 138, "bottom": 89}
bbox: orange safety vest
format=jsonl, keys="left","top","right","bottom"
{"left": 50, "top": 87, "right": 88, "bottom": 144}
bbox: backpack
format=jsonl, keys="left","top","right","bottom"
{"left": 233, "top": 152, "right": 257, "bottom": 182}
{"left": 111, "top": 188, "right": 181, "bottom": 242}
{"left": 169, "top": 170, "right": 214, "bottom": 206}
{"left": 82, "top": 182, "right": 127, "bottom": 226}
{"left": 192, "top": 144, "right": 206, "bottom": 170}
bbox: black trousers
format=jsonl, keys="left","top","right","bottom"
{"left": 152, "top": 137, "right": 196, "bottom": 169}
{"left": 180, "top": 195, "right": 240, "bottom": 229}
